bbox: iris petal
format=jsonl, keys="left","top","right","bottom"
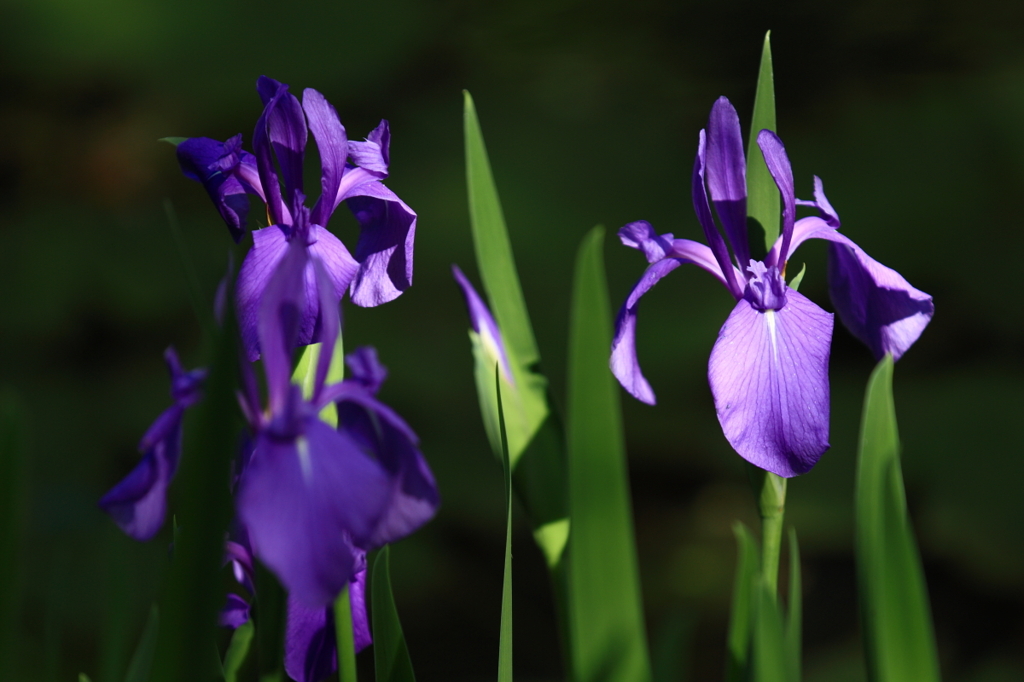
{"left": 708, "top": 290, "right": 833, "bottom": 477}
{"left": 345, "top": 182, "right": 417, "bottom": 307}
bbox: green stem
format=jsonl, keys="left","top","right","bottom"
{"left": 335, "top": 585, "right": 357, "bottom": 682}
{"left": 748, "top": 465, "right": 787, "bottom": 595}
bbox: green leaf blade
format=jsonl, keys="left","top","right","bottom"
{"left": 124, "top": 604, "right": 160, "bottom": 682}
{"left": 371, "top": 547, "right": 417, "bottom": 682}
{"left": 785, "top": 529, "right": 802, "bottom": 682}
{"left": 727, "top": 523, "right": 760, "bottom": 682}
{"left": 496, "top": 370, "right": 513, "bottom": 682}
{"left": 566, "top": 226, "right": 651, "bottom": 682}
{"left": 855, "top": 355, "right": 941, "bottom": 682}
{"left": 746, "top": 31, "right": 780, "bottom": 252}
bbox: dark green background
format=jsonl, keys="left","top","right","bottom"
{"left": 1, "top": 1, "right": 1022, "bottom": 680}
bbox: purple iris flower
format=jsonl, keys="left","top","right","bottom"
{"left": 451, "top": 264, "right": 514, "bottom": 385}
{"left": 235, "top": 239, "right": 438, "bottom": 607}
{"left": 176, "top": 76, "right": 417, "bottom": 361}
{"left": 611, "top": 97, "right": 933, "bottom": 477}
{"left": 219, "top": 535, "right": 371, "bottom": 682}
{"left": 99, "top": 348, "right": 205, "bottom": 540}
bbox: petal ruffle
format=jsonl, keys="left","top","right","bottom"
{"left": 176, "top": 136, "right": 255, "bottom": 242}
{"left": 302, "top": 88, "right": 348, "bottom": 228}
{"left": 237, "top": 419, "right": 391, "bottom": 607}
{"left": 347, "top": 120, "right": 390, "bottom": 175}
{"left": 757, "top": 130, "right": 796, "bottom": 265}
{"left": 708, "top": 291, "right": 833, "bottom": 477}
{"left": 344, "top": 182, "right": 416, "bottom": 307}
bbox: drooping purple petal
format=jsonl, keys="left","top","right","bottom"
{"left": 98, "top": 433, "right": 176, "bottom": 541}
{"left": 284, "top": 600, "right": 336, "bottom": 682}
{"left": 757, "top": 130, "right": 796, "bottom": 266}
{"left": 786, "top": 217, "right": 934, "bottom": 361}
{"left": 255, "top": 238, "right": 310, "bottom": 412}
{"left": 237, "top": 418, "right": 391, "bottom": 606}
{"left": 176, "top": 136, "right": 255, "bottom": 242}
{"left": 693, "top": 133, "right": 742, "bottom": 297}
{"left": 452, "top": 264, "right": 514, "bottom": 385}
{"left": 302, "top": 88, "right": 348, "bottom": 228}
{"left": 345, "top": 346, "right": 389, "bottom": 396}
{"left": 618, "top": 220, "right": 673, "bottom": 264}
{"left": 795, "top": 176, "right": 840, "bottom": 228}
{"left": 708, "top": 291, "right": 833, "bottom": 477}
{"left": 349, "top": 568, "right": 372, "bottom": 652}
{"left": 333, "top": 389, "right": 439, "bottom": 549}
{"left": 610, "top": 257, "right": 683, "bottom": 405}
{"left": 237, "top": 225, "right": 358, "bottom": 362}
{"left": 220, "top": 593, "right": 251, "bottom": 629}
{"left": 705, "top": 98, "right": 750, "bottom": 269}
{"left": 345, "top": 182, "right": 416, "bottom": 307}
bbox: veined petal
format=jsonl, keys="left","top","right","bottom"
{"left": 693, "top": 132, "right": 742, "bottom": 297}
{"left": 237, "top": 419, "right": 391, "bottom": 607}
{"left": 706, "top": 97, "right": 750, "bottom": 269}
{"left": 708, "top": 291, "right": 833, "bottom": 477}
{"left": 260, "top": 78, "right": 307, "bottom": 208}
{"left": 303, "top": 88, "right": 348, "bottom": 227}
{"left": 345, "top": 182, "right": 416, "bottom": 307}
{"left": 787, "top": 217, "right": 934, "bottom": 360}
{"left": 794, "top": 176, "right": 840, "bottom": 228}
{"left": 284, "top": 600, "right": 336, "bottom": 682}
{"left": 611, "top": 257, "right": 683, "bottom": 404}
{"left": 255, "top": 237, "right": 309, "bottom": 409}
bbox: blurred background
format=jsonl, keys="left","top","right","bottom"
{"left": 1, "top": 0, "right": 1022, "bottom": 680}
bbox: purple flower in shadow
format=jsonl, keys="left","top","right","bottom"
{"left": 177, "top": 76, "right": 416, "bottom": 361}
{"left": 99, "top": 348, "right": 205, "bottom": 540}
{"left": 611, "top": 97, "right": 933, "bottom": 477}
{"left": 235, "top": 240, "right": 438, "bottom": 608}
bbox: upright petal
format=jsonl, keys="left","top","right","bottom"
{"left": 256, "top": 238, "right": 310, "bottom": 411}
{"left": 619, "top": 220, "right": 673, "bottom": 264}
{"left": 302, "top": 88, "right": 348, "bottom": 227}
{"left": 692, "top": 134, "right": 742, "bottom": 297}
{"left": 237, "top": 226, "right": 358, "bottom": 362}
{"left": 259, "top": 78, "right": 307, "bottom": 209}
{"left": 98, "top": 434, "right": 176, "bottom": 541}
{"left": 345, "top": 346, "right": 389, "bottom": 396}
{"left": 787, "top": 217, "right": 934, "bottom": 360}
{"left": 347, "top": 120, "right": 390, "bottom": 175}
{"left": 349, "top": 568, "right": 372, "bottom": 652}
{"left": 452, "top": 265, "right": 514, "bottom": 385}
{"left": 237, "top": 419, "right": 391, "bottom": 607}
{"left": 708, "top": 291, "right": 833, "bottom": 477}
{"left": 705, "top": 98, "right": 750, "bottom": 269}
{"left": 757, "top": 130, "right": 796, "bottom": 266}
{"left": 344, "top": 182, "right": 416, "bottom": 307}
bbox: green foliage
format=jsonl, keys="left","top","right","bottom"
{"left": 746, "top": 31, "right": 780, "bottom": 251}
{"left": 124, "top": 605, "right": 159, "bottom": 682}
{"left": 785, "top": 529, "right": 802, "bottom": 681}
{"left": 149, "top": 289, "right": 244, "bottom": 682}
{"left": 371, "top": 547, "right": 417, "bottom": 682}
{"left": 727, "top": 524, "right": 760, "bottom": 682}
{"left": 335, "top": 586, "right": 358, "bottom": 682}
{"left": 566, "top": 227, "right": 651, "bottom": 682}
{"left": 221, "top": 620, "right": 254, "bottom": 682}
{"left": 496, "top": 370, "right": 513, "bottom": 682}
{"left": 855, "top": 356, "right": 941, "bottom": 682}
{"left": 0, "top": 389, "right": 26, "bottom": 679}
{"left": 463, "top": 91, "right": 568, "bottom": 570}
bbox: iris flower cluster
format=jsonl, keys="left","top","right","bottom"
{"left": 100, "top": 77, "right": 437, "bottom": 682}
{"left": 611, "top": 97, "right": 933, "bottom": 477}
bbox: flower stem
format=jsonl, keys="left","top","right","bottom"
{"left": 335, "top": 585, "right": 357, "bottom": 682}
{"left": 748, "top": 465, "right": 787, "bottom": 595}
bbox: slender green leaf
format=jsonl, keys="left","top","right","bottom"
{"left": 567, "top": 227, "right": 651, "bottom": 682}
{"left": 335, "top": 585, "right": 358, "bottom": 682}
{"left": 651, "top": 610, "right": 694, "bottom": 682}
{"left": 463, "top": 90, "right": 541, "bottom": 374}
{"left": 0, "top": 389, "right": 26, "bottom": 680}
{"left": 371, "top": 547, "right": 416, "bottom": 682}
{"left": 786, "top": 264, "right": 806, "bottom": 293}
{"left": 751, "top": 581, "right": 788, "bottom": 682}
{"left": 152, "top": 266, "right": 244, "bottom": 682}
{"left": 254, "top": 563, "right": 287, "bottom": 680}
{"left": 222, "top": 620, "right": 254, "bottom": 682}
{"left": 786, "top": 529, "right": 801, "bottom": 682}
{"left": 462, "top": 92, "right": 568, "bottom": 570}
{"left": 124, "top": 605, "right": 159, "bottom": 682}
{"left": 727, "top": 523, "right": 760, "bottom": 682}
{"left": 292, "top": 330, "right": 345, "bottom": 425}
{"left": 496, "top": 368, "right": 513, "bottom": 682}
{"left": 855, "top": 356, "right": 940, "bottom": 682}
{"left": 159, "top": 137, "right": 187, "bottom": 147}
{"left": 746, "top": 31, "right": 779, "bottom": 251}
